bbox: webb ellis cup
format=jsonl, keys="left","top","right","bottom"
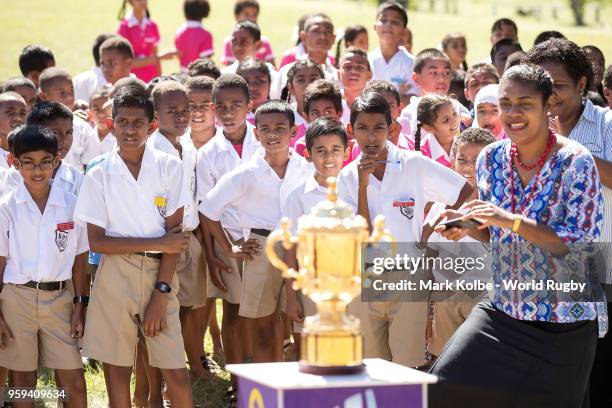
{"left": 266, "top": 177, "right": 394, "bottom": 375}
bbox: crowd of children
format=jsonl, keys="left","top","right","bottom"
{"left": 0, "top": 0, "right": 611, "bottom": 406}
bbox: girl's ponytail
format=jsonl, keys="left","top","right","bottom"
{"left": 414, "top": 122, "right": 422, "bottom": 152}
{"left": 334, "top": 36, "right": 343, "bottom": 69}
{"left": 280, "top": 85, "right": 290, "bottom": 102}
{"left": 118, "top": 0, "right": 127, "bottom": 20}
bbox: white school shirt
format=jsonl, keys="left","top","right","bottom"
{"left": 369, "top": 47, "right": 418, "bottom": 97}
{"left": 0, "top": 182, "right": 89, "bottom": 284}
{"left": 0, "top": 167, "right": 9, "bottom": 196}
{"left": 0, "top": 149, "right": 10, "bottom": 169}
{"left": 202, "top": 150, "right": 313, "bottom": 231}
{"left": 567, "top": 99, "right": 612, "bottom": 284}
{"left": 281, "top": 171, "right": 328, "bottom": 234}
{"left": 64, "top": 116, "right": 101, "bottom": 171}
{"left": 341, "top": 99, "right": 351, "bottom": 127}
{"left": 336, "top": 141, "right": 466, "bottom": 243}
{"left": 73, "top": 67, "right": 107, "bottom": 103}
{"left": 4, "top": 161, "right": 83, "bottom": 196}
{"left": 74, "top": 144, "right": 184, "bottom": 239}
{"left": 147, "top": 130, "right": 199, "bottom": 231}
{"left": 95, "top": 129, "right": 117, "bottom": 155}
{"left": 196, "top": 124, "right": 262, "bottom": 240}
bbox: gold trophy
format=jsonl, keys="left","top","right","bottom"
{"left": 266, "top": 177, "right": 393, "bottom": 375}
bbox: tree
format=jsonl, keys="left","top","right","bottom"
{"left": 569, "top": 0, "right": 586, "bottom": 26}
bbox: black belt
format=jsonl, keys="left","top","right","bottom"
{"left": 134, "top": 251, "right": 163, "bottom": 260}
{"left": 20, "top": 280, "right": 68, "bottom": 291}
{"left": 251, "top": 228, "right": 272, "bottom": 237}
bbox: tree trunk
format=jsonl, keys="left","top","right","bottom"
{"left": 570, "top": 0, "right": 586, "bottom": 26}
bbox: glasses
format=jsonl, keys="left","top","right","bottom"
{"left": 16, "top": 160, "right": 55, "bottom": 171}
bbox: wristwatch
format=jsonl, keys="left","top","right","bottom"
{"left": 73, "top": 295, "right": 90, "bottom": 305}
{"left": 155, "top": 281, "right": 171, "bottom": 294}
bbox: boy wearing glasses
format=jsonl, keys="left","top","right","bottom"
{"left": 0, "top": 125, "right": 90, "bottom": 407}
{"left": 5, "top": 102, "right": 84, "bottom": 195}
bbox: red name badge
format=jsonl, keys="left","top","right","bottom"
{"left": 393, "top": 200, "right": 414, "bottom": 207}
{"left": 57, "top": 222, "right": 75, "bottom": 232}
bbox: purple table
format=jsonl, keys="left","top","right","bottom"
{"left": 226, "top": 358, "right": 437, "bottom": 408}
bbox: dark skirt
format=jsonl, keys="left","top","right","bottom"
{"left": 429, "top": 300, "right": 597, "bottom": 408}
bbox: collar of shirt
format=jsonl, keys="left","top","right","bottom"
{"left": 15, "top": 178, "right": 66, "bottom": 209}
{"left": 107, "top": 144, "right": 156, "bottom": 177}
{"left": 185, "top": 20, "right": 203, "bottom": 29}
{"left": 303, "top": 171, "right": 328, "bottom": 195}
{"left": 127, "top": 12, "right": 151, "bottom": 29}
{"left": 354, "top": 141, "right": 403, "bottom": 175}
{"left": 578, "top": 98, "right": 597, "bottom": 125}
{"left": 212, "top": 123, "right": 260, "bottom": 154}
{"left": 148, "top": 129, "right": 196, "bottom": 157}
{"left": 250, "top": 148, "right": 306, "bottom": 178}
{"left": 55, "top": 161, "right": 79, "bottom": 186}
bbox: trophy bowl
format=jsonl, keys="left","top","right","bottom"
{"left": 266, "top": 177, "right": 394, "bottom": 375}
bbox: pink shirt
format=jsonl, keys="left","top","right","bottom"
{"left": 175, "top": 21, "right": 214, "bottom": 70}
{"left": 118, "top": 13, "right": 161, "bottom": 83}
{"left": 222, "top": 35, "right": 275, "bottom": 65}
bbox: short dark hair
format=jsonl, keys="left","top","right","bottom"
{"left": 303, "top": 13, "right": 333, "bottom": 33}
{"left": 146, "top": 75, "right": 179, "bottom": 95}
{"left": 184, "top": 0, "right": 210, "bottom": 20}
{"left": 11, "top": 125, "right": 58, "bottom": 158}
{"left": 92, "top": 33, "right": 118, "bottom": 66}
{"left": 151, "top": 81, "right": 188, "bottom": 111}
{"left": 27, "top": 101, "right": 73, "bottom": 126}
{"left": 501, "top": 63, "right": 554, "bottom": 103}
{"left": 112, "top": 87, "right": 155, "bottom": 122}
{"left": 414, "top": 48, "right": 451, "bottom": 73}
{"left": 212, "top": 74, "right": 250, "bottom": 103}
{"left": 0, "top": 92, "right": 26, "bottom": 108}
{"left": 490, "top": 38, "right": 523, "bottom": 63}
{"left": 363, "top": 80, "right": 401, "bottom": 105}
{"left": 110, "top": 77, "right": 147, "bottom": 98}
{"left": 604, "top": 64, "right": 612, "bottom": 88}
{"left": 186, "top": 75, "right": 215, "bottom": 92}
{"left": 491, "top": 18, "right": 517, "bottom": 36}
{"left": 376, "top": 1, "right": 408, "bottom": 27}
{"left": 350, "top": 92, "right": 391, "bottom": 127}
{"left": 254, "top": 100, "right": 295, "bottom": 127}
{"left": 90, "top": 84, "right": 112, "bottom": 102}
{"left": 1, "top": 77, "right": 36, "bottom": 93}
{"left": 533, "top": 31, "right": 565, "bottom": 46}
{"left": 451, "top": 127, "right": 496, "bottom": 159}
{"left": 304, "top": 80, "right": 343, "bottom": 116}
{"left": 586, "top": 91, "right": 605, "bottom": 107}
{"left": 339, "top": 47, "right": 371, "bottom": 70}
{"left": 305, "top": 116, "right": 348, "bottom": 152}
{"left": 18, "top": 45, "right": 55, "bottom": 76}
{"left": 100, "top": 36, "right": 134, "bottom": 60}
{"left": 525, "top": 38, "right": 593, "bottom": 96}
{"left": 464, "top": 63, "right": 499, "bottom": 86}
{"left": 281, "top": 59, "right": 325, "bottom": 102}
{"left": 236, "top": 58, "right": 271, "bottom": 84}
{"left": 504, "top": 51, "right": 526, "bottom": 71}
{"left": 582, "top": 45, "right": 604, "bottom": 61}
{"left": 233, "top": 20, "right": 261, "bottom": 42}
{"left": 187, "top": 58, "right": 221, "bottom": 79}
{"left": 39, "top": 68, "right": 72, "bottom": 92}
{"left": 234, "top": 0, "right": 259, "bottom": 17}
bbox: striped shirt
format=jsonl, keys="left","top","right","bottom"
{"left": 568, "top": 99, "right": 612, "bottom": 284}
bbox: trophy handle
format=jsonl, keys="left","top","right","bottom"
{"left": 369, "top": 215, "right": 396, "bottom": 252}
{"left": 266, "top": 217, "right": 299, "bottom": 280}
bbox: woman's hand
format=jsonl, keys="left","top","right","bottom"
{"left": 462, "top": 200, "right": 514, "bottom": 230}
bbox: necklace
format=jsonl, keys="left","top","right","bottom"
{"left": 509, "top": 129, "right": 555, "bottom": 214}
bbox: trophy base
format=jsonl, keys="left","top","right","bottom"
{"left": 299, "top": 362, "right": 366, "bottom": 376}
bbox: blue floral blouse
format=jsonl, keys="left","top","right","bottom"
{"left": 477, "top": 138, "right": 607, "bottom": 337}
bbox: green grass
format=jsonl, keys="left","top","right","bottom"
{"left": 1, "top": 0, "right": 611, "bottom": 81}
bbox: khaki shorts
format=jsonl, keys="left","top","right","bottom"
{"left": 177, "top": 233, "right": 207, "bottom": 308}
{"left": 208, "top": 236, "right": 243, "bottom": 304}
{"left": 360, "top": 300, "right": 429, "bottom": 368}
{"left": 83, "top": 254, "right": 186, "bottom": 369}
{"left": 239, "top": 232, "right": 285, "bottom": 319}
{"left": 0, "top": 284, "right": 82, "bottom": 371}
{"left": 430, "top": 293, "right": 481, "bottom": 356}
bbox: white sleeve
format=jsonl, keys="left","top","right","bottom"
{"left": 80, "top": 122, "right": 101, "bottom": 165}
{"left": 281, "top": 191, "right": 304, "bottom": 234}
{"left": 196, "top": 148, "right": 216, "bottom": 207}
{"left": 0, "top": 205, "right": 9, "bottom": 258}
{"left": 336, "top": 168, "right": 358, "bottom": 213}
{"left": 74, "top": 171, "right": 108, "bottom": 229}
{"left": 164, "top": 156, "right": 185, "bottom": 218}
{"left": 201, "top": 169, "right": 245, "bottom": 222}
{"left": 75, "top": 220, "right": 90, "bottom": 255}
{"left": 418, "top": 156, "right": 467, "bottom": 206}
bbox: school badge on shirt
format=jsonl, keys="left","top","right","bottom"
{"left": 393, "top": 198, "right": 415, "bottom": 219}
{"left": 55, "top": 222, "right": 74, "bottom": 252}
{"left": 154, "top": 195, "right": 167, "bottom": 217}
